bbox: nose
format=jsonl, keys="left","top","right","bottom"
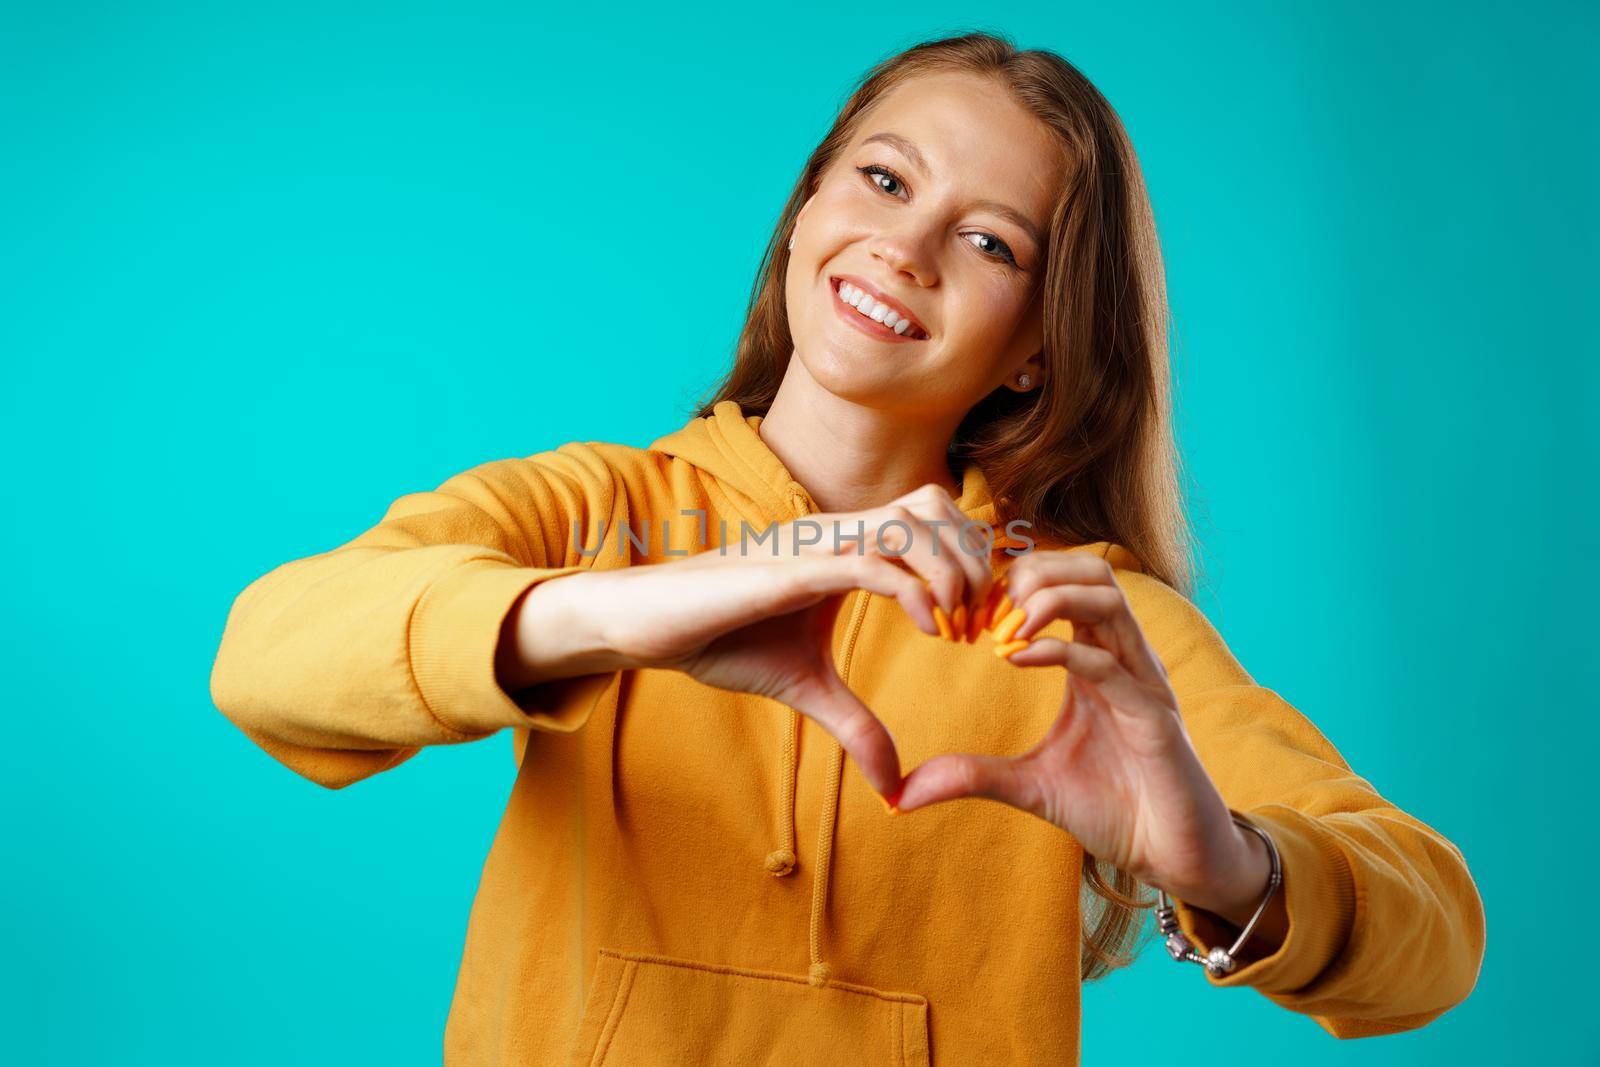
{"left": 867, "top": 225, "right": 936, "bottom": 288}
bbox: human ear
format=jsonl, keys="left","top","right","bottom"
{"left": 788, "top": 195, "right": 818, "bottom": 249}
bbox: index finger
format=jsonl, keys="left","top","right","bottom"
{"left": 1004, "top": 552, "right": 1167, "bottom": 686}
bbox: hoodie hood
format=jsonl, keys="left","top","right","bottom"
{"left": 646, "top": 399, "right": 1141, "bottom": 988}
{"left": 647, "top": 399, "right": 1143, "bottom": 568}
{"left": 651, "top": 399, "right": 1012, "bottom": 539}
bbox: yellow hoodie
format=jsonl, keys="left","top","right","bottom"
{"left": 210, "top": 400, "right": 1485, "bottom": 1064}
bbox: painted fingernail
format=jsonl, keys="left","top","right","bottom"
{"left": 994, "top": 592, "right": 1014, "bottom": 622}
{"left": 880, "top": 780, "right": 905, "bottom": 814}
{"left": 992, "top": 607, "right": 1027, "bottom": 645}
{"left": 950, "top": 604, "right": 967, "bottom": 642}
{"left": 993, "top": 638, "right": 1031, "bottom": 659}
{"left": 932, "top": 605, "right": 953, "bottom": 641}
{"left": 967, "top": 601, "right": 987, "bottom": 640}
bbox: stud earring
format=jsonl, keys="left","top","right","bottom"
{"left": 1017, "top": 373, "right": 1031, "bottom": 389}
{"left": 787, "top": 234, "right": 795, "bottom": 250}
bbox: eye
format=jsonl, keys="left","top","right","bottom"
{"left": 963, "top": 232, "right": 1018, "bottom": 266}
{"left": 857, "top": 164, "right": 906, "bottom": 198}
{"left": 855, "top": 163, "right": 1022, "bottom": 268}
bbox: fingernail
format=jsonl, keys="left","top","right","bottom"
{"left": 950, "top": 604, "right": 967, "bottom": 641}
{"left": 932, "top": 605, "right": 953, "bottom": 641}
{"left": 970, "top": 592, "right": 993, "bottom": 637}
{"left": 993, "top": 638, "right": 1031, "bottom": 659}
{"left": 992, "top": 607, "right": 1027, "bottom": 645}
{"left": 994, "top": 592, "right": 1014, "bottom": 622}
{"left": 880, "top": 780, "right": 904, "bottom": 814}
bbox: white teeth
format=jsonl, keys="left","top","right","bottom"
{"left": 836, "top": 280, "right": 922, "bottom": 338}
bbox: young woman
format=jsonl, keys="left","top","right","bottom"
{"left": 211, "top": 31, "right": 1485, "bottom": 1064}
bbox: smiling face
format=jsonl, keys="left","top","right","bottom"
{"left": 784, "top": 70, "right": 1069, "bottom": 419}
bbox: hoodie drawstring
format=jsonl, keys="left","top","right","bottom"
{"left": 761, "top": 484, "right": 812, "bottom": 881}
{"left": 763, "top": 711, "right": 800, "bottom": 878}
{"left": 756, "top": 483, "right": 860, "bottom": 987}
{"left": 806, "top": 742, "right": 845, "bottom": 987}
{"left": 803, "top": 585, "right": 872, "bottom": 986}
{"left": 759, "top": 702, "right": 842, "bottom": 988}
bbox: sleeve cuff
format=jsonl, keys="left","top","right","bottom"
{"left": 1171, "top": 804, "right": 1358, "bottom": 995}
{"left": 409, "top": 556, "right": 621, "bottom": 737}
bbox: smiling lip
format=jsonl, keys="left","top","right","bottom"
{"left": 828, "top": 274, "right": 930, "bottom": 342}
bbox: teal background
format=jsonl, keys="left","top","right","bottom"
{"left": 2, "top": 2, "right": 1594, "bottom": 1062}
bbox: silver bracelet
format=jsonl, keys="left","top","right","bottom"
{"left": 1154, "top": 811, "right": 1282, "bottom": 978}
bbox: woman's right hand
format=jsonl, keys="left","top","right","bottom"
{"left": 499, "top": 484, "right": 997, "bottom": 802}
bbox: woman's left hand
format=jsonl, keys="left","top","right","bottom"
{"left": 893, "top": 550, "right": 1271, "bottom": 919}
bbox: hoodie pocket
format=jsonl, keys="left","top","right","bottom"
{"left": 569, "top": 948, "right": 930, "bottom": 1066}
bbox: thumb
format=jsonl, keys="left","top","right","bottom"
{"left": 894, "top": 752, "right": 1040, "bottom": 816}
{"left": 785, "top": 671, "right": 903, "bottom": 801}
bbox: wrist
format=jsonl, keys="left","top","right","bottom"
{"left": 1155, "top": 813, "right": 1287, "bottom": 974}
{"left": 1205, "top": 824, "right": 1273, "bottom": 925}
{"left": 1171, "top": 823, "right": 1273, "bottom": 926}
{"left": 499, "top": 570, "right": 638, "bottom": 692}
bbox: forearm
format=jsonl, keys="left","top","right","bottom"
{"left": 495, "top": 569, "right": 641, "bottom": 693}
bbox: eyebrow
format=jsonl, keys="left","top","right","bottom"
{"left": 860, "top": 131, "right": 1045, "bottom": 249}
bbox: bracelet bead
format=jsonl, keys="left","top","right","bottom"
{"left": 1154, "top": 811, "right": 1282, "bottom": 978}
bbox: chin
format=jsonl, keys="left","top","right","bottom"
{"left": 794, "top": 344, "right": 916, "bottom": 408}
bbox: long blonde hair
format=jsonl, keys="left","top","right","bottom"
{"left": 697, "top": 30, "right": 1189, "bottom": 980}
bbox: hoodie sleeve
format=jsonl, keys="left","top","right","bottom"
{"left": 209, "top": 442, "right": 628, "bottom": 790}
{"left": 1119, "top": 570, "right": 1486, "bottom": 1038}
